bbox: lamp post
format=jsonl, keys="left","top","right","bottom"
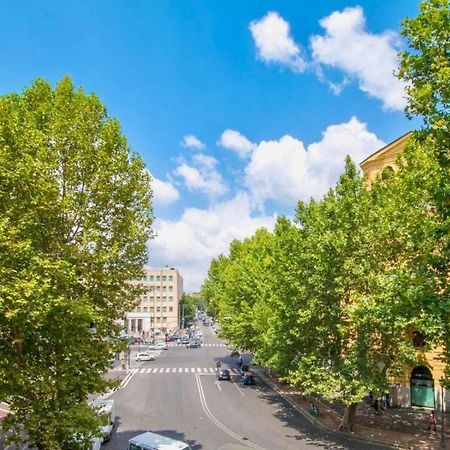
{"left": 440, "top": 376, "right": 446, "bottom": 449}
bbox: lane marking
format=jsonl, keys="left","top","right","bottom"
{"left": 172, "top": 367, "right": 176, "bottom": 373}
{"left": 234, "top": 383, "right": 245, "bottom": 397}
{"left": 195, "top": 374, "right": 265, "bottom": 450}
{"left": 190, "top": 368, "right": 195, "bottom": 373}
{"left": 178, "top": 368, "right": 183, "bottom": 373}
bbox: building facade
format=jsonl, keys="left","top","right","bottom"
{"left": 360, "top": 133, "right": 447, "bottom": 410}
{"left": 125, "top": 267, "right": 183, "bottom": 337}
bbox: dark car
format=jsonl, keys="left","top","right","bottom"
{"left": 241, "top": 373, "right": 255, "bottom": 385}
{"left": 188, "top": 340, "right": 201, "bottom": 348}
{"left": 217, "top": 369, "right": 231, "bottom": 381}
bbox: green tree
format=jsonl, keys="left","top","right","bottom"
{"left": 398, "top": 0, "right": 450, "bottom": 372}
{"left": 0, "top": 77, "right": 153, "bottom": 449}
{"left": 180, "top": 293, "right": 200, "bottom": 326}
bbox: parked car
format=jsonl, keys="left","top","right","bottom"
{"left": 90, "top": 399, "right": 115, "bottom": 442}
{"left": 136, "top": 352, "right": 155, "bottom": 362}
{"left": 241, "top": 373, "right": 255, "bottom": 385}
{"left": 187, "top": 340, "right": 201, "bottom": 348}
{"left": 217, "top": 368, "right": 231, "bottom": 381}
{"left": 181, "top": 336, "right": 190, "bottom": 345}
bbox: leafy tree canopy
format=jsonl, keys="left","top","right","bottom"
{"left": 0, "top": 77, "right": 153, "bottom": 449}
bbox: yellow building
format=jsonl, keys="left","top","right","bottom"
{"left": 360, "top": 132, "right": 446, "bottom": 410}
{"left": 125, "top": 267, "right": 184, "bottom": 337}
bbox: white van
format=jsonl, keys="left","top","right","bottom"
{"left": 90, "top": 399, "right": 115, "bottom": 441}
{"left": 128, "top": 431, "right": 193, "bottom": 450}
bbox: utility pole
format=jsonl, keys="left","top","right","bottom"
{"left": 181, "top": 303, "right": 185, "bottom": 329}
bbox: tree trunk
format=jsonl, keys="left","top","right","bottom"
{"left": 340, "top": 403, "right": 357, "bottom": 432}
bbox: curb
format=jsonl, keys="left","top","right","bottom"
{"left": 253, "top": 369, "right": 407, "bottom": 450}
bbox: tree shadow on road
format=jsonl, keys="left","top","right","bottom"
{"left": 252, "top": 380, "right": 389, "bottom": 450}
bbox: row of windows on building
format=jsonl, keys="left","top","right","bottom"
{"left": 142, "top": 274, "right": 174, "bottom": 282}
{"left": 129, "top": 317, "right": 169, "bottom": 332}
{"left": 133, "top": 306, "right": 174, "bottom": 313}
{"left": 145, "top": 285, "right": 175, "bottom": 292}
{"left": 141, "top": 296, "right": 175, "bottom": 302}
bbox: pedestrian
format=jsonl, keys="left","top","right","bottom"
{"left": 238, "top": 356, "right": 243, "bottom": 367}
{"left": 428, "top": 410, "right": 437, "bottom": 431}
{"left": 120, "top": 358, "right": 126, "bottom": 370}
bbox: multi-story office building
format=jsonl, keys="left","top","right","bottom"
{"left": 125, "top": 267, "right": 183, "bottom": 337}
{"left": 361, "top": 132, "right": 447, "bottom": 410}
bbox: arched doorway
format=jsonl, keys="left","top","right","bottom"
{"left": 410, "top": 366, "right": 435, "bottom": 407}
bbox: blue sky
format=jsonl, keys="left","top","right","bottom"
{"left": 1, "top": 0, "right": 420, "bottom": 290}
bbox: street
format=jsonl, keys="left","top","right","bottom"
{"left": 103, "top": 324, "right": 390, "bottom": 450}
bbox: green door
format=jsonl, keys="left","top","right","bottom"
{"left": 410, "top": 366, "right": 435, "bottom": 408}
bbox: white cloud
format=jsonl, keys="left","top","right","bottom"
{"left": 217, "top": 129, "right": 256, "bottom": 158}
{"left": 152, "top": 177, "right": 180, "bottom": 206}
{"left": 245, "top": 116, "right": 385, "bottom": 206}
{"left": 310, "top": 6, "right": 406, "bottom": 110}
{"left": 180, "top": 134, "right": 205, "bottom": 150}
{"left": 174, "top": 154, "right": 228, "bottom": 197}
{"left": 148, "top": 193, "right": 277, "bottom": 291}
{"left": 249, "top": 11, "right": 307, "bottom": 72}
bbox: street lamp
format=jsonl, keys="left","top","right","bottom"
{"left": 440, "top": 376, "right": 446, "bottom": 449}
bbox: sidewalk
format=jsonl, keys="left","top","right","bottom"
{"left": 252, "top": 367, "right": 450, "bottom": 450}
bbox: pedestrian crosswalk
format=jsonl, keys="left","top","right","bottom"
{"left": 132, "top": 367, "right": 240, "bottom": 375}
{"left": 168, "top": 343, "right": 227, "bottom": 347}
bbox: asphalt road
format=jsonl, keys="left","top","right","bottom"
{"left": 103, "top": 323, "right": 390, "bottom": 450}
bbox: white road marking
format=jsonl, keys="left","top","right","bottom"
{"left": 234, "top": 382, "right": 245, "bottom": 397}
{"left": 172, "top": 367, "right": 176, "bottom": 373}
{"left": 185, "top": 368, "right": 189, "bottom": 372}
{"left": 195, "top": 374, "right": 266, "bottom": 450}
{"left": 197, "top": 368, "right": 202, "bottom": 372}
{"left": 190, "top": 368, "right": 195, "bottom": 373}
{"left": 215, "top": 380, "right": 222, "bottom": 392}
{"left": 178, "top": 368, "right": 183, "bottom": 373}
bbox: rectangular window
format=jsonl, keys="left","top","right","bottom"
{"left": 143, "top": 275, "right": 148, "bottom": 281}
{"left": 150, "top": 307, "right": 154, "bottom": 312}
{"left": 162, "top": 307, "right": 167, "bottom": 312}
{"left": 156, "top": 307, "right": 160, "bottom": 312}
{"left": 162, "top": 275, "right": 167, "bottom": 281}
{"left": 169, "top": 286, "right": 173, "bottom": 292}
{"left": 156, "top": 296, "right": 161, "bottom": 301}
{"left": 162, "top": 296, "right": 167, "bottom": 301}
{"left": 136, "top": 307, "right": 141, "bottom": 312}
{"left": 169, "top": 296, "right": 173, "bottom": 301}
{"left": 150, "top": 317, "right": 154, "bottom": 323}
{"left": 149, "top": 275, "right": 154, "bottom": 281}
{"left": 162, "top": 286, "right": 167, "bottom": 292}
{"left": 131, "top": 319, "right": 136, "bottom": 332}
{"left": 169, "top": 275, "right": 173, "bottom": 281}
{"left": 413, "top": 331, "right": 425, "bottom": 347}
{"left": 169, "top": 306, "right": 173, "bottom": 312}
{"left": 143, "top": 307, "right": 148, "bottom": 312}
{"left": 143, "top": 296, "right": 148, "bottom": 302}
{"left": 156, "top": 275, "right": 160, "bottom": 281}
{"left": 137, "top": 319, "right": 143, "bottom": 332}
{"left": 162, "top": 317, "right": 167, "bottom": 322}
